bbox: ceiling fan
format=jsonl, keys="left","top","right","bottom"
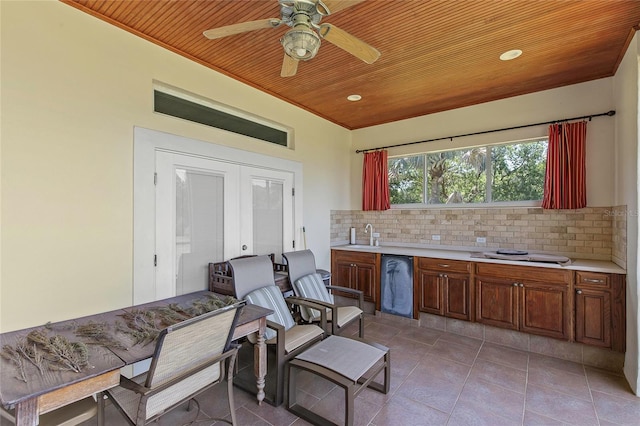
{"left": 203, "top": 0, "right": 380, "bottom": 77}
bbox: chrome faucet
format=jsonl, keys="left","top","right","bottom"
{"left": 365, "top": 223, "right": 374, "bottom": 246}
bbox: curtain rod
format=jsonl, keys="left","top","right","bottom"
{"left": 355, "top": 110, "right": 616, "bottom": 154}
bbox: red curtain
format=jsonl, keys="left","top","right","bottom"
{"left": 541, "top": 121, "right": 587, "bottom": 209}
{"left": 362, "top": 150, "right": 390, "bottom": 211}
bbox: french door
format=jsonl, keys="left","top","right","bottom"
{"left": 155, "top": 151, "right": 294, "bottom": 300}
{"left": 240, "top": 167, "right": 293, "bottom": 264}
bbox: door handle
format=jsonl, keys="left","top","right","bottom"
{"left": 242, "top": 245, "right": 248, "bottom": 251}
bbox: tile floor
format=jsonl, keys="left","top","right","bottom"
{"left": 82, "top": 314, "right": 640, "bottom": 426}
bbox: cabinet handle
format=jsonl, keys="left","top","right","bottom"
{"left": 513, "top": 282, "right": 519, "bottom": 287}
{"left": 582, "top": 278, "right": 605, "bottom": 283}
{"left": 443, "top": 274, "right": 448, "bottom": 278}
{"left": 519, "top": 283, "right": 524, "bottom": 287}
{"left": 576, "top": 289, "right": 583, "bottom": 295}
{"left": 438, "top": 264, "right": 450, "bottom": 268}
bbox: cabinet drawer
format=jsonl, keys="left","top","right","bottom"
{"left": 417, "top": 257, "right": 470, "bottom": 273}
{"left": 576, "top": 271, "right": 611, "bottom": 289}
{"left": 332, "top": 250, "right": 377, "bottom": 264}
{"left": 475, "top": 262, "right": 571, "bottom": 284}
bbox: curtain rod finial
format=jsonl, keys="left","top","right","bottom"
{"left": 607, "top": 110, "right": 616, "bottom": 117}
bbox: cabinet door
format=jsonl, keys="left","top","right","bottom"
{"left": 355, "top": 262, "right": 376, "bottom": 302}
{"left": 475, "top": 277, "right": 518, "bottom": 330}
{"left": 520, "top": 281, "right": 569, "bottom": 340}
{"left": 417, "top": 269, "right": 443, "bottom": 315}
{"left": 331, "top": 261, "right": 358, "bottom": 301}
{"left": 445, "top": 273, "right": 470, "bottom": 320}
{"left": 575, "top": 288, "right": 611, "bottom": 348}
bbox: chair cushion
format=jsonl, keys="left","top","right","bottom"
{"left": 335, "top": 306, "right": 363, "bottom": 328}
{"left": 266, "top": 324, "right": 324, "bottom": 354}
{"left": 245, "top": 285, "right": 296, "bottom": 340}
{"left": 294, "top": 273, "right": 334, "bottom": 321}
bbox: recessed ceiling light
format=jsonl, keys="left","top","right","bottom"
{"left": 500, "top": 49, "right": 523, "bottom": 61}
{"left": 347, "top": 94, "right": 362, "bottom": 101}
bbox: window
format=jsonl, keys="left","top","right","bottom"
{"left": 388, "top": 139, "right": 547, "bottom": 205}
{"left": 153, "top": 83, "right": 292, "bottom": 147}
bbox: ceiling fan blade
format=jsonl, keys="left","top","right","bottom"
{"left": 319, "top": 0, "right": 366, "bottom": 15}
{"left": 203, "top": 18, "right": 281, "bottom": 40}
{"left": 281, "top": 54, "right": 299, "bottom": 77}
{"left": 319, "top": 24, "right": 380, "bottom": 64}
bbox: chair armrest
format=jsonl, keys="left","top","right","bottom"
{"left": 266, "top": 319, "right": 285, "bottom": 333}
{"left": 265, "top": 319, "right": 286, "bottom": 359}
{"left": 118, "top": 376, "right": 149, "bottom": 395}
{"left": 326, "top": 285, "right": 364, "bottom": 310}
{"left": 286, "top": 296, "right": 330, "bottom": 333}
{"left": 287, "top": 295, "right": 335, "bottom": 310}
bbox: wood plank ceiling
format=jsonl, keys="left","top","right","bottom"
{"left": 62, "top": 0, "right": 640, "bottom": 130}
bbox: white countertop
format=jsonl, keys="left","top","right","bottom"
{"left": 331, "top": 244, "right": 626, "bottom": 274}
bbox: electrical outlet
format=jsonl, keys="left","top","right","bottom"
{"left": 372, "top": 232, "right": 380, "bottom": 238}
{"left": 476, "top": 237, "right": 487, "bottom": 243}
{"left": 432, "top": 235, "right": 441, "bottom": 241}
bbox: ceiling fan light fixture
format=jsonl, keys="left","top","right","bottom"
{"left": 281, "top": 27, "right": 321, "bottom": 60}
{"left": 347, "top": 94, "right": 362, "bottom": 101}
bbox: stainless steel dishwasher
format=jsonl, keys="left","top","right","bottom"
{"left": 380, "top": 254, "right": 413, "bottom": 318}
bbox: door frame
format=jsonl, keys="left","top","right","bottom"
{"left": 133, "top": 126, "right": 303, "bottom": 305}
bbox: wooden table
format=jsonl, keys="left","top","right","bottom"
{"left": 0, "top": 291, "right": 272, "bottom": 426}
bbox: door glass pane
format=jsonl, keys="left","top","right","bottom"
{"left": 252, "top": 178, "right": 283, "bottom": 263}
{"left": 175, "top": 169, "right": 223, "bottom": 295}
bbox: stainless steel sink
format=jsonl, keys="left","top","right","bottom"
{"left": 342, "top": 244, "right": 379, "bottom": 249}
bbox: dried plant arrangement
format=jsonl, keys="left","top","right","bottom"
{"left": 115, "top": 294, "right": 238, "bottom": 346}
{"left": 116, "top": 309, "right": 163, "bottom": 347}
{"left": 152, "top": 305, "right": 191, "bottom": 326}
{"left": 187, "top": 295, "right": 238, "bottom": 316}
{"left": 1, "top": 344, "right": 28, "bottom": 383}
{"left": 74, "top": 321, "right": 128, "bottom": 351}
{"left": 26, "top": 330, "right": 89, "bottom": 373}
{"left": 14, "top": 337, "right": 47, "bottom": 376}
{"left": 1, "top": 330, "right": 90, "bottom": 382}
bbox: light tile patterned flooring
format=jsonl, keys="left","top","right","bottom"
{"left": 86, "top": 314, "right": 639, "bottom": 425}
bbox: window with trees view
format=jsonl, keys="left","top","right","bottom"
{"left": 388, "top": 139, "right": 548, "bottom": 205}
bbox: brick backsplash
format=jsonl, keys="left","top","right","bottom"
{"left": 331, "top": 206, "right": 627, "bottom": 262}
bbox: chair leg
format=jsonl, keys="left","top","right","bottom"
{"left": 359, "top": 314, "right": 365, "bottom": 338}
{"left": 227, "top": 351, "right": 238, "bottom": 425}
{"left": 97, "top": 392, "right": 105, "bottom": 426}
{"left": 275, "top": 357, "right": 285, "bottom": 406}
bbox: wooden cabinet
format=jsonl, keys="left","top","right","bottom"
{"left": 331, "top": 250, "right": 378, "bottom": 303}
{"left": 475, "top": 263, "right": 571, "bottom": 340}
{"left": 415, "top": 258, "right": 472, "bottom": 320}
{"left": 575, "top": 271, "right": 626, "bottom": 352}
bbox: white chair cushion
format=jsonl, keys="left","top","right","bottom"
{"left": 294, "top": 273, "right": 334, "bottom": 321}
{"left": 335, "top": 306, "right": 363, "bottom": 328}
{"left": 266, "top": 324, "right": 324, "bottom": 354}
{"left": 245, "top": 285, "right": 296, "bottom": 340}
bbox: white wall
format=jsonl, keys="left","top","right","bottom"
{"left": 351, "top": 79, "right": 616, "bottom": 209}
{"left": 0, "top": 1, "right": 351, "bottom": 331}
{"left": 614, "top": 32, "right": 640, "bottom": 395}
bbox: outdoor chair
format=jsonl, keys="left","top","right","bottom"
{"left": 101, "top": 303, "right": 243, "bottom": 425}
{"left": 228, "top": 255, "right": 326, "bottom": 406}
{"left": 283, "top": 250, "right": 365, "bottom": 338}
